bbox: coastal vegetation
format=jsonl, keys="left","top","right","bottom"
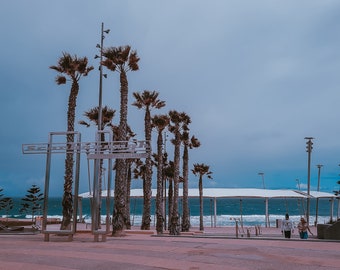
{"left": 0, "top": 188, "right": 14, "bottom": 220}
{"left": 44, "top": 30, "right": 213, "bottom": 236}
{"left": 181, "top": 133, "right": 201, "bottom": 232}
{"left": 192, "top": 163, "right": 213, "bottom": 231}
{"left": 132, "top": 90, "right": 166, "bottom": 230}
{"left": 50, "top": 53, "right": 94, "bottom": 230}
{"left": 167, "top": 111, "right": 191, "bottom": 235}
{"left": 19, "top": 184, "right": 44, "bottom": 223}
{"left": 102, "top": 45, "right": 140, "bottom": 236}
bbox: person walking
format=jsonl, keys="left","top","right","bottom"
{"left": 298, "top": 217, "right": 313, "bottom": 239}
{"left": 281, "top": 213, "right": 294, "bottom": 238}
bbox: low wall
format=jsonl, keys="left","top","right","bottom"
{"left": 317, "top": 221, "right": 340, "bottom": 240}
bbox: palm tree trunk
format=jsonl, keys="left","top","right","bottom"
{"left": 169, "top": 137, "right": 181, "bottom": 235}
{"left": 141, "top": 157, "right": 152, "bottom": 230}
{"left": 181, "top": 145, "right": 190, "bottom": 232}
{"left": 168, "top": 179, "right": 173, "bottom": 231}
{"left": 125, "top": 161, "right": 132, "bottom": 229}
{"left": 199, "top": 176, "right": 204, "bottom": 231}
{"left": 141, "top": 109, "right": 152, "bottom": 230}
{"left": 112, "top": 71, "right": 129, "bottom": 236}
{"left": 156, "top": 131, "right": 164, "bottom": 234}
{"left": 60, "top": 81, "right": 78, "bottom": 230}
{"left": 112, "top": 159, "right": 127, "bottom": 236}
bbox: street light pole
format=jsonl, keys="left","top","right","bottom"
{"left": 315, "top": 164, "right": 323, "bottom": 225}
{"left": 304, "top": 137, "right": 314, "bottom": 225}
{"left": 92, "top": 23, "right": 110, "bottom": 235}
{"left": 258, "top": 172, "right": 265, "bottom": 189}
{"left": 95, "top": 22, "right": 110, "bottom": 131}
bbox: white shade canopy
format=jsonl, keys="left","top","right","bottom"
{"left": 78, "top": 188, "right": 335, "bottom": 199}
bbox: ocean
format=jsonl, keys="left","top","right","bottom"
{"left": 2, "top": 197, "right": 338, "bottom": 228}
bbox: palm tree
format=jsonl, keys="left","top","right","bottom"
{"left": 163, "top": 160, "right": 175, "bottom": 230}
{"left": 102, "top": 45, "right": 139, "bottom": 236}
{"left": 181, "top": 133, "right": 200, "bottom": 232}
{"left": 79, "top": 106, "right": 116, "bottom": 228}
{"left": 125, "top": 157, "right": 139, "bottom": 229}
{"left": 79, "top": 106, "right": 116, "bottom": 129}
{"left": 122, "top": 126, "right": 137, "bottom": 229}
{"left": 108, "top": 122, "right": 137, "bottom": 229}
{"left": 152, "top": 114, "right": 170, "bottom": 234}
{"left": 168, "top": 110, "right": 191, "bottom": 235}
{"left": 192, "top": 163, "right": 213, "bottom": 231}
{"left": 50, "top": 52, "right": 93, "bottom": 230}
{"left": 132, "top": 90, "right": 165, "bottom": 230}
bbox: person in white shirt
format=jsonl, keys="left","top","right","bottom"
{"left": 281, "top": 213, "right": 294, "bottom": 238}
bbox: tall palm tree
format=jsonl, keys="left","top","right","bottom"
{"left": 50, "top": 52, "right": 93, "bottom": 230}
{"left": 125, "top": 157, "right": 139, "bottom": 229}
{"left": 181, "top": 133, "right": 200, "bottom": 232}
{"left": 152, "top": 114, "right": 170, "bottom": 234}
{"left": 79, "top": 106, "right": 116, "bottom": 129}
{"left": 132, "top": 90, "right": 165, "bottom": 230}
{"left": 109, "top": 123, "right": 137, "bottom": 229}
{"left": 163, "top": 160, "right": 175, "bottom": 230}
{"left": 122, "top": 126, "right": 136, "bottom": 229}
{"left": 79, "top": 106, "right": 116, "bottom": 228}
{"left": 168, "top": 110, "right": 190, "bottom": 235}
{"left": 192, "top": 163, "right": 213, "bottom": 231}
{"left": 102, "top": 45, "right": 139, "bottom": 236}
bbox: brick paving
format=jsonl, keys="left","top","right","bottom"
{"left": 0, "top": 226, "right": 339, "bottom": 270}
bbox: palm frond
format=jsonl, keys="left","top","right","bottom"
{"left": 55, "top": 75, "right": 66, "bottom": 85}
{"left": 78, "top": 120, "right": 90, "bottom": 127}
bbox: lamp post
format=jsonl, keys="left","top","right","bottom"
{"left": 258, "top": 172, "right": 265, "bottom": 189}
{"left": 315, "top": 164, "right": 323, "bottom": 225}
{"left": 92, "top": 23, "right": 110, "bottom": 234}
{"left": 95, "top": 22, "right": 110, "bottom": 131}
{"left": 304, "top": 137, "right": 314, "bottom": 225}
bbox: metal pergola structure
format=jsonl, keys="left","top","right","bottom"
{"left": 22, "top": 131, "right": 150, "bottom": 242}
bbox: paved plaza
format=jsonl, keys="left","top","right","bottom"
{"left": 0, "top": 226, "right": 339, "bottom": 270}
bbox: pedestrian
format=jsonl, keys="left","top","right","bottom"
{"left": 281, "top": 213, "right": 294, "bottom": 238}
{"left": 298, "top": 217, "right": 313, "bottom": 239}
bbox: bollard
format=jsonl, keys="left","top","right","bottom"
{"left": 235, "top": 221, "right": 239, "bottom": 238}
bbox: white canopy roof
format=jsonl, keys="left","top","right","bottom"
{"left": 295, "top": 190, "right": 337, "bottom": 199}
{"left": 78, "top": 188, "right": 335, "bottom": 199}
{"left": 187, "top": 188, "right": 307, "bottom": 198}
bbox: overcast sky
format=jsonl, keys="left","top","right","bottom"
{"left": 1, "top": 1, "right": 340, "bottom": 197}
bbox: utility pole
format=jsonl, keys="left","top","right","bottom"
{"left": 304, "top": 137, "right": 314, "bottom": 225}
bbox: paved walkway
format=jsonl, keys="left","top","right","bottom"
{"left": 0, "top": 226, "right": 339, "bottom": 270}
